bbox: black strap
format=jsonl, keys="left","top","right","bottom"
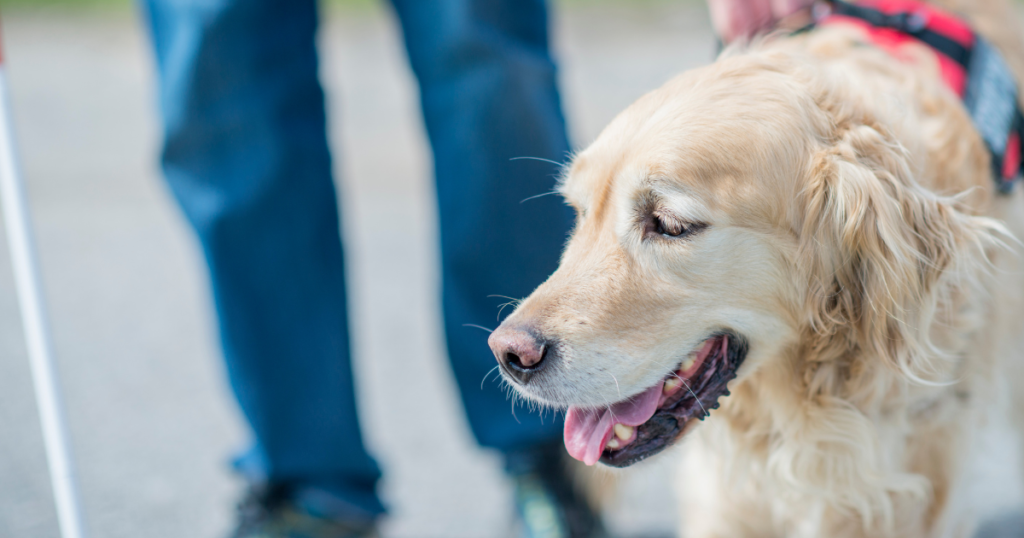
{"left": 1017, "top": 109, "right": 1024, "bottom": 143}
{"left": 829, "top": 0, "right": 972, "bottom": 68}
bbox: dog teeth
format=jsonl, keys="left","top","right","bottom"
{"left": 606, "top": 437, "right": 621, "bottom": 450}
{"left": 663, "top": 377, "right": 682, "bottom": 394}
{"left": 614, "top": 423, "right": 634, "bottom": 441}
{"left": 680, "top": 356, "right": 696, "bottom": 372}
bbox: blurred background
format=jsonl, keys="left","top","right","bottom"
{"left": 0, "top": 0, "right": 717, "bottom": 536}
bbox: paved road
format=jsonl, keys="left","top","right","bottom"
{"left": 0, "top": 3, "right": 715, "bottom": 537}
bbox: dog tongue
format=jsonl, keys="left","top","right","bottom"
{"left": 564, "top": 380, "right": 665, "bottom": 466}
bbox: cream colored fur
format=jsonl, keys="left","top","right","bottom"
{"left": 499, "top": 1, "right": 1024, "bottom": 536}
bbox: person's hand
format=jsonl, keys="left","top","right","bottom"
{"left": 708, "top": 0, "right": 816, "bottom": 43}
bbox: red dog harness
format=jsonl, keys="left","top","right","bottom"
{"left": 814, "top": 0, "right": 1024, "bottom": 193}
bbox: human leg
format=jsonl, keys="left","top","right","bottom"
{"left": 141, "top": 0, "right": 383, "bottom": 520}
{"left": 389, "top": 3, "right": 603, "bottom": 536}
{"left": 388, "top": 0, "right": 575, "bottom": 453}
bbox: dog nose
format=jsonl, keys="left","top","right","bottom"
{"left": 488, "top": 325, "right": 548, "bottom": 385}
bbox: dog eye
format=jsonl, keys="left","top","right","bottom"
{"left": 654, "top": 214, "right": 686, "bottom": 237}
{"left": 649, "top": 213, "right": 706, "bottom": 240}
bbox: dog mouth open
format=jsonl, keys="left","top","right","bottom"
{"left": 564, "top": 332, "right": 748, "bottom": 468}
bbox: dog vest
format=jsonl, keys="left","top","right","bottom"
{"left": 813, "top": 0, "right": 1024, "bottom": 194}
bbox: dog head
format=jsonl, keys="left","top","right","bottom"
{"left": 489, "top": 48, "right": 997, "bottom": 468}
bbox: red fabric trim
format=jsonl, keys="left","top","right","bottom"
{"left": 1004, "top": 132, "right": 1021, "bottom": 180}
{"left": 820, "top": 0, "right": 974, "bottom": 95}
{"left": 861, "top": 0, "right": 973, "bottom": 47}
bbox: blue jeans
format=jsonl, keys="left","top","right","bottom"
{"left": 142, "top": 0, "right": 573, "bottom": 520}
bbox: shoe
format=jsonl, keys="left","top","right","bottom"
{"left": 506, "top": 441, "right": 609, "bottom": 538}
{"left": 229, "top": 483, "right": 378, "bottom": 538}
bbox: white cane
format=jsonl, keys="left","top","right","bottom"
{"left": 0, "top": 26, "right": 88, "bottom": 538}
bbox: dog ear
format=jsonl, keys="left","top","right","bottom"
{"left": 798, "top": 122, "right": 996, "bottom": 383}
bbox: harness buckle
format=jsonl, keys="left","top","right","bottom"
{"left": 881, "top": 11, "right": 929, "bottom": 33}
{"left": 903, "top": 12, "right": 929, "bottom": 33}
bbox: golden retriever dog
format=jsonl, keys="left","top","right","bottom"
{"left": 488, "top": 0, "right": 1024, "bottom": 536}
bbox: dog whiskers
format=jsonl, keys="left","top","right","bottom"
{"left": 673, "top": 372, "right": 709, "bottom": 419}
{"left": 509, "top": 396, "right": 522, "bottom": 424}
{"left": 509, "top": 155, "right": 564, "bottom": 167}
{"left": 487, "top": 294, "right": 522, "bottom": 303}
{"left": 480, "top": 365, "right": 500, "bottom": 390}
{"left": 463, "top": 323, "right": 494, "bottom": 334}
{"left": 609, "top": 373, "right": 622, "bottom": 400}
{"left": 520, "top": 190, "right": 560, "bottom": 204}
{"left": 488, "top": 295, "right": 523, "bottom": 320}
{"left": 496, "top": 301, "right": 517, "bottom": 321}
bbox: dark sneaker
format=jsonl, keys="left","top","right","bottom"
{"left": 229, "top": 484, "right": 378, "bottom": 538}
{"left": 506, "top": 441, "right": 609, "bottom": 538}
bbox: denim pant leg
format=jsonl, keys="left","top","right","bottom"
{"left": 390, "top": 0, "right": 575, "bottom": 453}
{"left": 142, "top": 0, "right": 384, "bottom": 518}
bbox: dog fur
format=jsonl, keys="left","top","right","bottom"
{"left": 496, "top": 1, "right": 1024, "bottom": 536}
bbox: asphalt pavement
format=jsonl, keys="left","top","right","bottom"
{"left": 0, "top": 3, "right": 716, "bottom": 537}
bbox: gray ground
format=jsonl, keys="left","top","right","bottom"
{"left": 0, "top": 3, "right": 716, "bottom": 537}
